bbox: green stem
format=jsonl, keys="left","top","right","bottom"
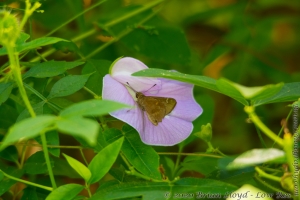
{"left": 157, "top": 152, "right": 223, "bottom": 158}
{"left": 255, "top": 167, "right": 281, "bottom": 182}
{"left": 245, "top": 106, "right": 284, "bottom": 147}
{"left": 172, "top": 145, "right": 183, "bottom": 178}
{"left": 103, "top": 0, "right": 164, "bottom": 28}
{"left": 254, "top": 174, "right": 290, "bottom": 195}
{"left": 255, "top": 124, "right": 267, "bottom": 148}
{"left": 85, "top": 183, "right": 92, "bottom": 197}
{"left": 40, "top": 131, "right": 57, "bottom": 189}
{"left": 6, "top": 46, "right": 36, "bottom": 117}
{"left": 80, "top": 148, "right": 89, "bottom": 166}
{"left": 84, "top": 8, "right": 159, "bottom": 59}
{"left": 83, "top": 86, "right": 100, "bottom": 99}
{"left": 272, "top": 108, "right": 293, "bottom": 147}
{"left": 0, "top": 169, "right": 53, "bottom": 191}
{"left": 44, "top": 0, "right": 107, "bottom": 37}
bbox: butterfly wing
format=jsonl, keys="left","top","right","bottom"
{"left": 142, "top": 96, "right": 177, "bottom": 126}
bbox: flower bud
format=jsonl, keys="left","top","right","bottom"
{"left": 194, "top": 123, "right": 212, "bottom": 143}
{"left": 0, "top": 10, "right": 19, "bottom": 45}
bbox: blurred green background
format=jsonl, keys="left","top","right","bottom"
{"left": 1, "top": 0, "right": 299, "bottom": 155}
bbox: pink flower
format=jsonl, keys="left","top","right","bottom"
{"left": 102, "top": 57, "right": 202, "bottom": 146}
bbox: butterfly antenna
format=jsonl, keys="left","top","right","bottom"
{"left": 126, "top": 82, "right": 137, "bottom": 93}
{"left": 144, "top": 84, "right": 157, "bottom": 92}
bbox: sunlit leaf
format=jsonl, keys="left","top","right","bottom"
{"left": 45, "top": 184, "right": 84, "bottom": 200}
{"left": 88, "top": 137, "right": 124, "bottom": 184}
{"left": 63, "top": 153, "right": 91, "bottom": 182}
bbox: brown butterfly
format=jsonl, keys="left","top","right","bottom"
{"left": 126, "top": 82, "right": 177, "bottom": 126}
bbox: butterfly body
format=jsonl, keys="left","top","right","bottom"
{"left": 136, "top": 92, "right": 177, "bottom": 126}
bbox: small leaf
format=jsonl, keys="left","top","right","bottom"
{"left": 24, "top": 151, "right": 54, "bottom": 175}
{"left": 0, "top": 146, "right": 18, "bottom": 162}
{"left": 0, "top": 82, "right": 14, "bottom": 105}
{"left": 227, "top": 148, "right": 286, "bottom": 170}
{"left": 82, "top": 59, "right": 111, "bottom": 95}
{"left": 0, "top": 37, "right": 67, "bottom": 56}
{"left": 45, "top": 184, "right": 84, "bottom": 200}
{"left": 88, "top": 137, "right": 124, "bottom": 184}
{"left": 47, "top": 74, "right": 90, "bottom": 99}
{"left": 59, "top": 99, "right": 130, "bottom": 118}
{"left": 23, "top": 61, "right": 84, "bottom": 79}
{"left": 56, "top": 117, "right": 98, "bottom": 146}
{"left": 0, "top": 115, "right": 56, "bottom": 151}
{"left": 63, "top": 153, "right": 91, "bottom": 182}
{"left": 121, "top": 125, "right": 161, "bottom": 180}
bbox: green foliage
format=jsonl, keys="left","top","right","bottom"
{"left": 0, "top": 0, "right": 299, "bottom": 199}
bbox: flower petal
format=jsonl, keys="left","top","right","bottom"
{"left": 102, "top": 75, "right": 135, "bottom": 106}
{"left": 111, "top": 57, "right": 161, "bottom": 92}
{"left": 102, "top": 74, "right": 144, "bottom": 132}
{"left": 144, "top": 78, "right": 203, "bottom": 121}
{"left": 140, "top": 114, "right": 193, "bottom": 146}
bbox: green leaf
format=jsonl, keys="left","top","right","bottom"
{"left": 56, "top": 117, "right": 98, "bottom": 146}
{"left": 0, "top": 37, "right": 67, "bottom": 56}
{"left": 180, "top": 156, "right": 220, "bottom": 176}
{"left": 51, "top": 157, "right": 81, "bottom": 179}
{"left": 82, "top": 59, "right": 111, "bottom": 95}
{"left": 216, "top": 79, "right": 249, "bottom": 105}
{"left": 0, "top": 146, "right": 18, "bottom": 163}
{"left": 226, "top": 80, "right": 284, "bottom": 101}
{"left": 90, "top": 177, "right": 238, "bottom": 200}
{"left": 17, "top": 101, "right": 46, "bottom": 122}
{"left": 35, "top": 130, "right": 60, "bottom": 157}
{"left": 0, "top": 115, "right": 56, "bottom": 151}
{"left": 132, "top": 68, "right": 219, "bottom": 92}
{"left": 59, "top": 99, "right": 130, "bottom": 118}
{"left": 21, "top": 187, "right": 38, "bottom": 200}
{"left": 227, "top": 148, "right": 286, "bottom": 170}
{"left": 253, "top": 82, "right": 300, "bottom": 106}
{"left": 0, "top": 82, "right": 14, "bottom": 105}
{"left": 45, "top": 184, "right": 84, "bottom": 200}
{"left": 0, "top": 165, "right": 23, "bottom": 196}
{"left": 47, "top": 74, "right": 90, "bottom": 99}
{"left": 121, "top": 125, "right": 162, "bottom": 180}
{"left": 88, "top": 137, "right": 124, "bottom": 184}
{"left": 63, "top": 153, "right": 91, "bottom": 182}
{"left": 24, "top": 151, "right": 54, "bottom": 175}
{"left": 121, "top": 24, "right": 191, "bottom": 65}
{"left": 23, "top": 61, "right": 84, "bottom": 79}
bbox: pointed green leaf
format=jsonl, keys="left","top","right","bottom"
{"left": 0, "top": 115, "right": 56, "bottom": 151}
{"left": 63, "top": 153, "right": 91, "bottom": 182}
{"left": 56, "top": 117, "right": 98, "bottom": 146}
{"left": 59, "top": 99, "right": 130, "bottom": 118}
{"left": 23, "top": 61, "right": 84, "bottom": 79}
{"left": 45, "top": 184, "right": 84, "bottom": 200}
{"left": 254, "top": 82, "right": 300, "bottom": 106}
{"left": 88, "top": 137, "right": 124, "bottom": 184}
{"left": 47, "top": 74, "right": 90, "bottom": 99}
{"left": 0, "top": 146, "right": 18, "bottom": 162}
{"left": 21, "top": 187, "right": 38, "bottom": 200}
{"left": 0, "top": 37, "right": 67, "bottom": 56}
{"left": 121, "top": 125, "right": 161, "bottom": 180}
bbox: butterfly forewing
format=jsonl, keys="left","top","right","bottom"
{"left": 136, "top": 92, "right": 177, "bottom": 126}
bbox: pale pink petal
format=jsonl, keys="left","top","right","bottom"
{"left": 111, "top": 57, "right": 161, "bottom": 92}
{"left": 102, "top": 74, "right": 144, "bottom": 133}
{"left": 140, "top": 113, "right": 193, "bottom": 146}
{"left": 143, "top": 78, "right": 203, "bottom": 121}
